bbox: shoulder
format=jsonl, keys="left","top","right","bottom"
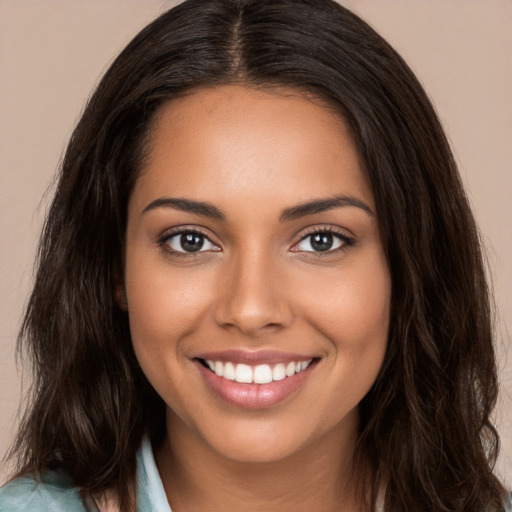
{"left": 0, "top": 471, "right": 97, "bottom": 512}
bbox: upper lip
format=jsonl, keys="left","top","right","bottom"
{"left": 194, "top": 349, "right": 318, "bottom": 365}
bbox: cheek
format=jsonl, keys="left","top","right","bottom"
{"left": 124, "top": 261, "right": 218, "bottom": 426}
{"left": 296, "top": 251, "right": 391, "bottom": 362}
{"left": 124, "top": 253, "right": 216, "bottom": 376}
{"left": 307, "top": 253, "right": 391, "bottom": 334}
{"left": 307, "top": 256, "right": 390, "bottom": 417}
{"left": 126, "top": 251, "right": 213, "bottom": 327}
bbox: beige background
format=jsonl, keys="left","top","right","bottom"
{"left": 1, "top": 0, "right": 510, "bottom": 487}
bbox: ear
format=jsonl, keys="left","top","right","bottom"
{"left": 114, "top": 273, "right": 128, "bottom": 311}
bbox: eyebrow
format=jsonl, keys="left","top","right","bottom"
{"left": 141, "top": 194, "right": 374, "bottom": 221}
{"left": 142, "top": 197, "right": 226, "bottom": 220}
{"left": 279, "top": 195, "right": 374, "bottom": 221}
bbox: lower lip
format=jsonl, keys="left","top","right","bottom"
{"left": 195, "top": 360, "right": 316, "bottom": 410}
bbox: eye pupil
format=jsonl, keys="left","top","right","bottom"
{"left": 311, "top": 233, "right": 333, "bottom": 252}
{"left": 181, "top": 233, "right": 204, "bottom": 252}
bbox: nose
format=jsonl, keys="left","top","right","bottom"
{"left": 213, "top": 248, "right": 294, "bottom": 337}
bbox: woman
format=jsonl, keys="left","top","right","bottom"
{"left": 1, "top": 0, "right": 509, "bottom": 510}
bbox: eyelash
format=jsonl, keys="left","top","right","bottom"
{"left": 293, "top": 227, "right": 356, "bottom": 255}
{"left": 156, "top": 227, "right": 219, "bottom": 258}
{"left": 156, "top": 226, "right": 356, "bottom": 257}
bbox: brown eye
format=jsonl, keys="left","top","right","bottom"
{"left": 295, "top": 231, "right": 344, "bottom": 252}
{"left": 166, "top": 231, "right": 217, "bottom": 253}
{"left": 310, "top": 233, "right": 334, "bottom": 251}
{"left": 180, "top": 233, "right": 204, "bottom": 252}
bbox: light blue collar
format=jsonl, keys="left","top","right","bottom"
{"left": 136, "top": 436, "right": 172, "bottom": 512}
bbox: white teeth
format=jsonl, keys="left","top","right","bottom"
{"left": 223, "top": 362, "right": 236, "bottom": 380}
{"left": 272, "top": 363, "right": 286, "bottom": 381}
{"left": 204, "top": 359, "right": 313, "bottom": 383}
{"left": 235, "top": 364, "right": 253, "bottom": 383}
{"left": 285, "top": 362, "right": 296, "bottom": 377}
{"left": 253, "top": 364, "right": 273, "bottom": 384}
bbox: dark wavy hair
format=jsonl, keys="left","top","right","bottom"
{"left": 9, "top": 0, "right": 507, "bottom": 510}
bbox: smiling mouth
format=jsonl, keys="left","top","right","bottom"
{"left": 194, "top": 351, "right": 319, "bottom": 409}
{"left": 198, "top": 358, "right": 314, "bottom": 384}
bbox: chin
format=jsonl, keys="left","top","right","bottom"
{"left": 210, "top": 433, "right": 306, "bottom": 464}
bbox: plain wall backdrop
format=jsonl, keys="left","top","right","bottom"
{"left": 1, "top": 0, "right": 511, "bottom": 487}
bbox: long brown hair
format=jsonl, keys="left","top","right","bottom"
{"left": 9, "top": 0, "right": 507, "bottom": 510}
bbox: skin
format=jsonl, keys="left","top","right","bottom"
{"left": 122, "top": 85, "right": 391, "bottom": 511}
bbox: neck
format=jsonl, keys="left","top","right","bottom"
{"left": 155, "top": 410, "right": 365, "bottom": 512}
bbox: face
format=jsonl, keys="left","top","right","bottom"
{"left": 123, "top": 85, "right": 391, "bottom": 463}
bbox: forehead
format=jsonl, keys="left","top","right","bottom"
{"left": 131, "top": 85, "right": 373, "bottom": 214}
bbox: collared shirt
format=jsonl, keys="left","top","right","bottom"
{"left": 0, "top": 437, "right": 171, "bottom": 512}
{"left": 1, "top": 440, "right": 510, "bottom": 511}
